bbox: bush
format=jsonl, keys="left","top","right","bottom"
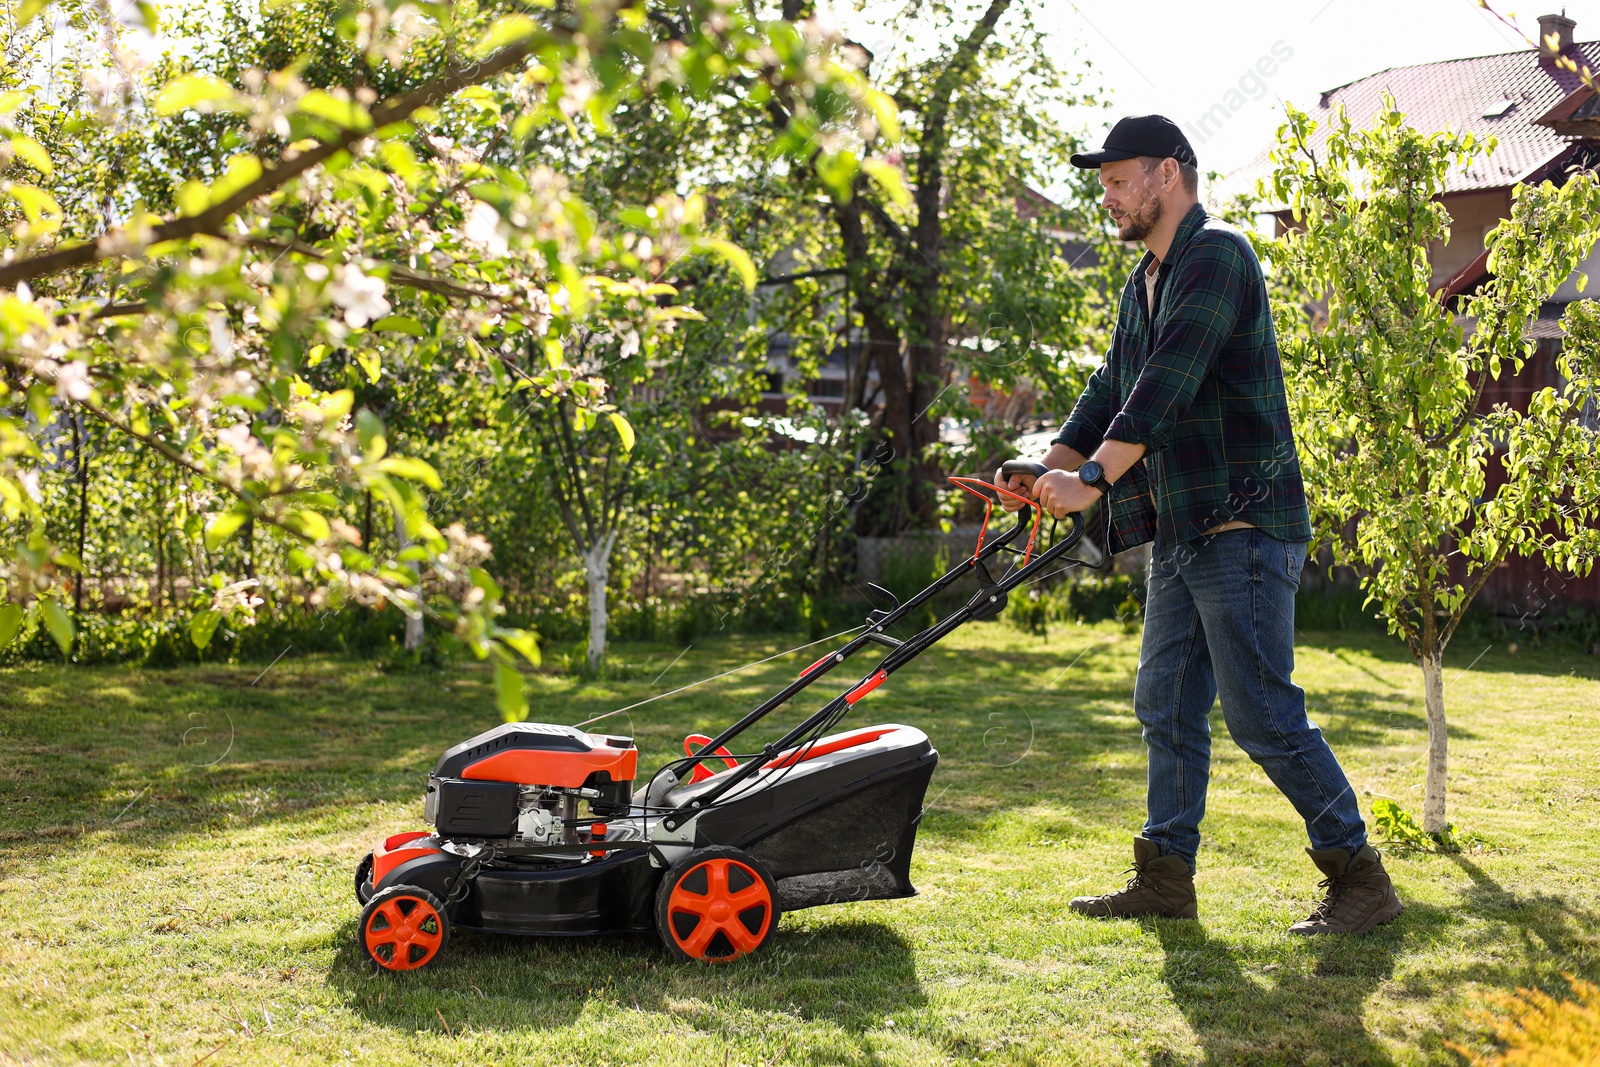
{"left": 1004, "top": 572, "right": 1143, "bottom": 639}
{"left": 0, "top": 605, "right": 407, "bottom": 668}
{"left": 1295, "top": 582, "right": 1378, "bottom": 631}
{"left": 876, "top": 541, "right": 952, "bottom": 632}
{"left": 1451, "top": 974, "right": 1600, "bottom": 1066}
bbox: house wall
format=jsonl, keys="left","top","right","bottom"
{"left": 1553, "top": 238, "right": 1600, "bottom": 301}
{"left": 1430, "top": 189, "right": 1510, "bottom": 285}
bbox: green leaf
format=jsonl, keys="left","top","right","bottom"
{"left": 479, "top": 14, "right": 539, "bottom": 54}
{"left": 495, "top": 659, "right": 528, "bottom": 722}
{"left": 356, "top": 409, "right": 387, "bottom": 460}
{"left": 131, "top": 0, "right": 159, "bottom": 32}
{"left": 861, "top": 88, "right": 902, "bottom": 141}
{"left": 607, "top": 411, "right": 635, "bottom": 452}
{"left": 41, "top": 599, "right": 73, "bottom": 655}
{"left": 695, "top": 238, "right": 757, "bottom": 291}
{"left": 371, "top": 315, "right": 426, "bottom": 336}
{"left": 501, "top": 629, "right": 541, "bottom": 667}
{"left": 470, "top": 567, "right": 504, "bottom": 602}
{"left": 209, "top": 153, "right": 263, "bottom": 205}
{"left": 8, "top": 135, "right": 52, "bottom": 177}
{"left": 177, "top": 179, "right": 208, "bottom": 215}
{"left": 204, "top": 505, "right": 251, "bottom": 550}
{"left": 189, "top": 609, "right": 223, "bottom": 650}
{"left": 377, "top": 456, "right": 443, "bottom": 490}
{"left": 815, "top": 149, "right": 861, "bottom": 202}
{"left": 6, "top": 183, "right": 60, "bottom": 224}
{"left": 355, "top": 350, "right": 382, "bottom": 384}
{"left": 16, "top": 0, "right": 49, "bottom": 28}
{"left": 153, "top": 74, "right": 238, "bottom": 116}
{"left": 0, "top": 603, "right": 23, "bottom": 647}
{"left": 861, "top": 158, "right": 911, "bottom": 209}
{"left": 321, "top": 388, "right": 354, "bottom": 419}
{"left": 378, "top": 141, "right": 423, "bottom": 186}
{"left": 284, "top": 509, "right": 331, "bottom": 541}
{"left": 296, "top": 89, "right": 372, "bottom": 131}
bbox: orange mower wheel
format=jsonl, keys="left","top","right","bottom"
{"left": 655, "top": 846, "right": 779, "bottom": 963}
{"left": 360, "top": 884, "right": 449, "bottom": 972}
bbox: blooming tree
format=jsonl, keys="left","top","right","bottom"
{"left": 0, "top": 0, "right": 898, "bottom": 715}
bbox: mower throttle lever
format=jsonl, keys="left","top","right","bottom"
{"left": 866, "top": 583, "right": 901, "bottom": 609}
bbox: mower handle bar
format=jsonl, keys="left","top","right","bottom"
{"left": 1000, "top": 458, "right": 1049, "bottom": 481}
{"left": 999, "top": 458, "right": 1113, "bottom": 575}
{"left": 660, "top": 479, "right": 1095, "bottom": 828}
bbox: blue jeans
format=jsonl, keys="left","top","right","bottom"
{"left": 1134, "top": 528, "right": 1367, "bottom": 868}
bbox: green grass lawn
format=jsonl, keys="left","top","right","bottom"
{"left": 2, "top": 619, "right": 1598, "bottom": 1066}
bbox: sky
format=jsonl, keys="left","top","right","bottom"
{"left": 85, "top": 0, "right": 1599, "bottom": 206}
{"left": 845, "top": 0, "right": 1596, "bottom": 202}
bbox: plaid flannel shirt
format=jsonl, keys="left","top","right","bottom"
{"left": 1055, "top": 203, "right": 1312, "bottom": 553}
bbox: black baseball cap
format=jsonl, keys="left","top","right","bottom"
{"left": 1070, "top": 114, "right": 1197, "bottom": 169}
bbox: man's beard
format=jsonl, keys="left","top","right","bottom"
{"left": 1115, "top": 194, "right": 1163, "bottom": 242}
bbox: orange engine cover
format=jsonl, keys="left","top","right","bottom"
{"left": 432, "top": 722, "right": 638, "bottom": 788}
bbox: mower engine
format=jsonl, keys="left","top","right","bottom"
{"left": 423, "top": 723, "right": 640, "bottom": 848}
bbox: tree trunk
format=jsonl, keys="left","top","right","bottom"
{"left": 73, "top": 413, "right": 89, "bottom": 615}
{"left": 1420, "top": 649, "right": 1448, "bottom": 833}
{"left": 581, "top": 528, "right": 618, "bottom": 673}
{"left": 393, "top": 509, "right": 424, "bottom": 652}
{"left": 854, "top": 307, "right": 929, "bottom": 534}
{"left": 153, "top": 474, "right": 166, "bottom": 617}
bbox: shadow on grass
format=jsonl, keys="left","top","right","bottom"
{"left": 1150, "top": 913, "right": 1414, "bottom": 1066}
{"left": 1297, "top": 629, "right": 1600, "bottom": 681}
{"left": 327, "top": 917, "right": 924, "bottom": 1037}
{"left": 1435, "top": 854, "right": 1600, "bottom": 990}
{"left": 1147, "top": 855, "right": 1600, "bottom": 1065}
{"left": 1299, "top": 694, "right": 1451, "bottom": 746}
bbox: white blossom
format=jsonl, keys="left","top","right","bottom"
{"left": 329, "top": 264, "right": 390, "bottom": 328}
{"left": 55, "top": 360, "right": 91, "bottom": 402}
{"left": 385, "top": 4, "right": 437, "bottom": 64}
{"left": 464, "top": 201, "right": 509, "bottom": 257}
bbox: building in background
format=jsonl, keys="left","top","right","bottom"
{"left": 1233, "top": 12, "right": 1600, "bottom": 615}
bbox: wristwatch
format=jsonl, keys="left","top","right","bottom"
{"left": 1077, "top": 459, "right": 1115, "bottom": 495}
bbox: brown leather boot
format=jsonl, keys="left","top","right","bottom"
{"left": 1289, "top": 845, "right": 1403, "bottom": 935}
{"left": 1069, "top": 837, "right": 1198, "bottom": 919}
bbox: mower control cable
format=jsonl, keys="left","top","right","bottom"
{"left": 571, "top": 626, "right": 869, "bottom": 730}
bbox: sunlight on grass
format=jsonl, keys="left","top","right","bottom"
{"left": 2, "top": 623, "right": 1598, "bottom": 1065}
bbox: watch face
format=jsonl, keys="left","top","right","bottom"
{"left": 1079, "top": 460, "right": 1103, "bottom": 485}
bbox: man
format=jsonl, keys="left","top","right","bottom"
{"left": 996, "top": 115, "right": 1401, "bottom": 935}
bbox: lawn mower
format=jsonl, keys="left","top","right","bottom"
{"left": 353, "top": 461, "right": 1098, "bottom": 970}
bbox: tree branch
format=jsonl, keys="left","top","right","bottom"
{"left": 0, "top": 30, "right": 552, "bottom": 289}
{"left": 73, "top": 399, "right": 322, "bottom": 550}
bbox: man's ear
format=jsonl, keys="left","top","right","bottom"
{"left": 1162, "top": 157, "right": 1181, "bottom": 192}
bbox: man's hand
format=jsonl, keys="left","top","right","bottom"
{"left": 1036, "top": 469, "right": 1103, "bottom": 519}
{"left": 994, "top": 443, "right": 1085, "bottom": 512}
{"left": 992, "top": 466, "right": 1037, "bottom": 512}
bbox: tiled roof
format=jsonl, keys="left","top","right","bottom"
{"left": 1229, "top": 40, "right": 1600, "bottom": 199}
